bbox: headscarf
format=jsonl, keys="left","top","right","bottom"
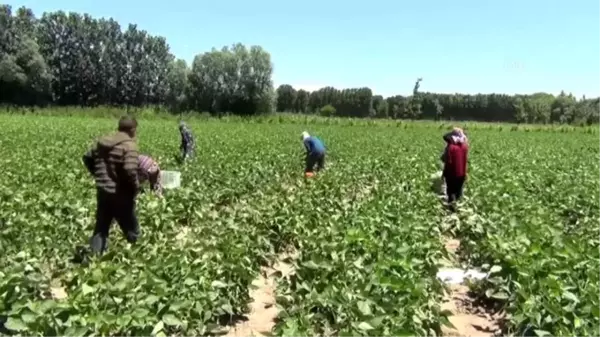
{"left": 450, "top": 127, "right": 468, "bottom": 144}
{"left": 301, "top": 131, "right": 310, "bottom": 141}
{"left": 179, "top": 121, "right": 187, "bottom": 130}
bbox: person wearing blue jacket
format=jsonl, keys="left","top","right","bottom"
{"left": 302, "top": 131, "right": 326, "bottom": 173}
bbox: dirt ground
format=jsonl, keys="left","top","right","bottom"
{"left": 440, "top": 236, "right": 504, "bottom": 337}
{"left": 224, "top": 252, "right": 296, "bottom": 337}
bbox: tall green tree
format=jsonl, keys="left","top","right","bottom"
{"left": 276, "top": 84, "right": 297, "bottom": 112}
{"left": 0, "top": 4, "right": 597, "bottom": 124}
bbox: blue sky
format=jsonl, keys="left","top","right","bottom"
{"left": 11, "top": 0, "right": 600, "bottom": 98}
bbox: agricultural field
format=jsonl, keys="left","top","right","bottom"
{"left": 0, "top": 114, "right": 598, "bottom": 337}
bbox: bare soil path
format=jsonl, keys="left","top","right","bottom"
{"left": 224, "top": 251, "right": 297, "bottom": 337}
{"left": 440, "top": 229, "right": 503, "bottom": 337}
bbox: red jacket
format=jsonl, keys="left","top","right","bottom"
{"left": 444, "top": 142, "right": 468, "bottom": 178}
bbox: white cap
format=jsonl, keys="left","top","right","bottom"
{"left": 301, "top": 131, "right": 310, "bottom": 140}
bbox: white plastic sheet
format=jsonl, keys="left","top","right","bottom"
{"left": 436, "top": 267, "right": 487, "bottom": 285}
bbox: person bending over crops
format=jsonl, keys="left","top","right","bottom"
{"left": 179, "top": 121, "right": 195, "bottom": 160}
{"left": 82, "top": 116, "right": 141, "bottom": 255}
{"left": 441, "top": 127, "right": 469, "bottom": 209}
{"left": 138, "top": 154, "right": 162, "bottom": 195}
{"left": 302, "top": 131, "right": 326, "bottom": 174}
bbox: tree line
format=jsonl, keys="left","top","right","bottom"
{"left": 279, "top": 82, "right": 599, "bottom": 125}
{"left": 1, "top": 4, "right": 598, "bottom": 124}
{"left": 0, "top": 5, "right": 274, "bottom": 115}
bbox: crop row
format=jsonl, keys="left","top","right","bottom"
{"left": 0, "top": 117, "right": 308, "bottom": 335}
{"left": 4, "top": 116, "right": 446, "bottom": 336}
{"left": 1, "top": 117, "right": 449, "bottom": 336}
{"left": 453, "top": 132, "right": 599, "bottom": 336}
{"left": 271, "top": 142, "right": 450, "bottom": 336}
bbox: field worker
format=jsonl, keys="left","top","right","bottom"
{"left": 301, "top": 131, "right": 326, "bottom": 174}
{"left": 441, "top": 127, "right": 469, "bottom": 208}
{"left": 82, "top": 116, "right": 140, "bottom": 255}
{"left": 179, "top": 121, "right": 195, "bottom": 160}
{"left": 138, "top": 154, "right": 162, "bottom": 195}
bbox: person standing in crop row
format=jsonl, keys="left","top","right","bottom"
{"left": 441, "top": 127, "right": 469, "bottom": 209}
{"left": 302, "top": 131, "right": 326, "bottom": 174}
{"left": 82, "top": 116, "right": 140, "bottom": 255}
{"left": 179, "top": 121, "right": 195, "bottom": 160}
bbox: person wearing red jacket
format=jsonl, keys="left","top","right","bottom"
{"left": 442, "top": 128, "right": 469, "bottom": 207}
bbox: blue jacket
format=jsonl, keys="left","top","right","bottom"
{"left": 304, "top": 136, "right": 325, "bottom": 155}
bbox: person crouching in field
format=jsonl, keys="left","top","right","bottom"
{"left": 302, "top": 131, "right": 326, "bottom": 174}
{"left": 138, "top": 154, "right": 162, "bottom": 196}
{"left": 441, "top": 127, "right": 469, "bottom": 210}
{"left": 179, "top": 121, "right": 195, "bottom": 160}
{"left": 82, "top": 116, "right": 140, "bottom": 255}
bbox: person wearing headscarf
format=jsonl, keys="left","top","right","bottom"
{"left": 440, "top": 127, "right": 468, "bottom": 163}
{"left": 440, "top": 127, "right": 469, "bottom": 208}
{"left": 301, "top": 131, "right": 326, "bottom": 174}
{"left": 178, "top": 121, "right": 195, "bottom": 160}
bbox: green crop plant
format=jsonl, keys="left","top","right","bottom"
{"left": 0, "top": 114, "right": 597, "bottom": 336}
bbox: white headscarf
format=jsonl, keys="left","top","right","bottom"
{"left": 301, "top": 131, "right": 310, "bottom": 141}
{"left": 451, "top": 127, "right": 468, "bottom": 144}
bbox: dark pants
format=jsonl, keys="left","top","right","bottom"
{"left": 305, "top": 152, "right": 325, "bottom": 173}
{"left": 90, "top": 190, "right": 140, "bottom": 255}
{"left": 445, "top": 175, "right": 465, "bottom": 203}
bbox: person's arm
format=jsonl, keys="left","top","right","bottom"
{"left": 446, "top": 146, "right": 454, "bottom": 166}
{"left": 303, "top": 139, "right": 311, "bottom": 154}
{"left": 123, "top": 142, "right": 140, "bottom": 192}
{"left": 82, "top": 144, "right": 97, "bottom": 175}
{"left": 148, "top": 166, "right": 161, "bottom": 193}
{"left": 443, "top": 132, "right": 454, "bottom": 144}
{"left": 152, "top": 171, "right": 163, "bottom": 195}
{"left": 463, "top": 145, "right": 469, "bottom": 174}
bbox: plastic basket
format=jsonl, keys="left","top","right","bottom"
{"left": 160, "top": 171, "right": 181, "bottom": 189}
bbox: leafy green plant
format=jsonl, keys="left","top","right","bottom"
{"left": 454, "top": 131, "right": 600, "bottom": 336}
{"left": 0, "top": 114, "right": 597, "bottom": 337}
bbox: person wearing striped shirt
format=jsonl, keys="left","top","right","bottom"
{"left": 179, "top": 121, "right": 195, "bottom": 160}
{"left": 138, "top": 154, "right": 162, "bottom": 195}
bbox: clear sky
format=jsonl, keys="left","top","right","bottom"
{"left": 10, "top": 0, "right": 600, "bottom": 98}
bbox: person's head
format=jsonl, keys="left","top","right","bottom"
{"left": 179, "top": 121, "right": 186, "bottom": 130}
{"left": 138, "top": 154, "right": 148, "bottom": 164}
{"left": 450, "top": 127, "right": 467, "bottom": 144}
{"left": 301, "top": 131, "right": 310, "bottom": 141}
{"left": 118, "top": 116, "right": 138, "bottom": 138}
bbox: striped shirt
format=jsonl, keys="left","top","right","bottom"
{"left": 83, "top": 132, "right": 139, "bottom": 195}
{"left": 138, "top": 155, "right": 160, "bottom": 183}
